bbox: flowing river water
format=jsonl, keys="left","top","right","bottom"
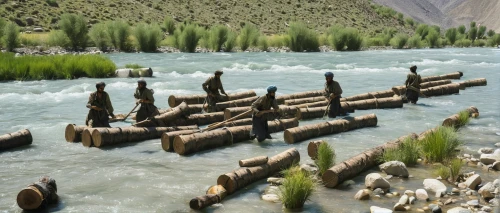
{"left": 1, "top": 48, "right": 499, "bottom": 212}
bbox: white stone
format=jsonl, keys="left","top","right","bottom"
{"left": 467, "top": 199, "right": 479, "bottom": 207}
{"left": 404, "top": 190, "right": 415, "bottom": 197}
{"left": 493, "top": 179, "right": 500, "bottom": 187}
{"left": 464, "top": 154, "right": 471, "bottom": 158}
{"left": 398, "top": 194, "right": 409, "bottom": 204}
{"left": 458, "top": 182, "right": 467, "bottom": 189}
{"left": 480, "top": 149, "right": 500, "bottom": 165}
{"left": 423, "top": 179, "right": 447, "bottom": 194}
{"left": 261, "top": 194, "right": 280, "bottom": 202}
{"left": 492, "top": 161, "right": 500, "bottom": 171}
{"left": 415, "top": 189, "right": 429, "bottom": 201}
{"left": 409, "top": 196, "right": 416, "bottom": 204}
{"left": 495, "top": 143, "right": 500, "bottom": 147}
{"left": 379, "top": 161, "right": 409, "bottom": 177}
{"left": 365, "top": 173, "right": 391, "bottom": 190}
{"left": 393, "top": 203, "right": 406, "bottom": 211}
{"left": 267, "top": 177, "right": 283, "bottom": 185}
{"left": 370, "top": 206, "right": 393, "bottom": 213}
{"left": 464, "top": 174, "right": 482, "bottom": 189}
{"left": 481, "top": 206, "right": 493, "bottom": 212}
{"left": 447, "top": 207, "right": 472, "bottom": 213}
{"left": 354, "top": 189, "right": 371, "bottom": 200}
{"left": 478, "top": 182, "right": 495, "bottom": 200}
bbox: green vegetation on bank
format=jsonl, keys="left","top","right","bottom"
{"left": 380, "top": 137, "right": 420, "bottom": 166}
{"left": 0, "top": 53, "right": 116, "bottom": 81}
{"left": 278, "top": 165, "right": 316, "bottom": 209}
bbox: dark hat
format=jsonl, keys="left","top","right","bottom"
{"left": 215, "top": 70, "right": 224, "bottom": 75}
{"left": 137, "top": 79, "right": 147, "bottom": 86}
{"left": 324, "top": 72, "right": 334, "bottom": 78}
{"left": 410, "top": 65, "right": 417, "bottom": 72}
{"left": 267, "top": 85, "right": 277, "bottom": 93}
{"left": 95, "top": 82, "right": 106, "bottom": 89}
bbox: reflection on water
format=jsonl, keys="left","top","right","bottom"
{"left": 0, "top": 48, "right": 499, "bottom": 212}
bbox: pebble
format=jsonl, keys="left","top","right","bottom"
{"left": 467, "top": 199, "right": 480, "bottom": 207}
{"left": 409, "top": 196, "right": 416, "bottom": 204}
{"left": 373, "top": 188, "right": 385, "bottom": 195}
{"left": 451, "top": 188, "right": 460, "bottom": 194}
{"left": 464, "top": 154, "right": 471, "bottom": 158}
{"left": 466, "top": 190, "right": 474, "bottom": 196}
{"left": 261, "top": 194, "right": 280, "bottom": 202}
{"left": 495, "top": 142, "right": 500, "bottom": 147}
{"left": 444, "top": 198, "right": 453, "bottom": 205}
{"left": 392, "top": 192, "right": 400, "bottom": 196}
{"left": 404, "top": 190, "right": 415, "bottom": 197}
{"left": 393, "top": 203, "right": 406, "bottom": 211}
{"left": 481, "top": 206, "right": 493, "bottom": 212}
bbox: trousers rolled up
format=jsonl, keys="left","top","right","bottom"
{"left": 328, "top": 96, "right": 342, "bottom": 118}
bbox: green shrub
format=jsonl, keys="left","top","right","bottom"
{"left": 2, "top": 22, "right": 19, "bottom": 52}
{"left": 125, "top": 64, "right": 143, "bottom": 69}
{"left": 420, "top": 126, "right": 462, "bottom": 163}
{"left": 224, "top": 31, "right": 236, "bottom": 52}
{"left": 440, "top": 38, "right": 449, "bottom": 47}
{"left": 365, "top": 37, "right": 385, "bottom": 46}
{"left": 477, "top": 26, "right": 487, "bottom": 39}
{"left": 416, "top": 24, "right": 429, "bottom": 40}
{"left": 487, "top": 30, "right": 495, "bottom": 38}
{"left": 405, "top": 18, "right": 414, "bottom": 27}
{"left": 268, "top": 34, "right": 289, "bottom": 47}
{"left": 390, "top": 33, "right": 409, "bottom": 49}
{"left": 426, "top": 29, "right": 440, "bottom": 48}
{"left": 473, "top": 39, "right": 486, "bottom": 47}
{"left": 278, "top": 166, "right": 316, "bottom": 209}
{"left": 107, "top": 20, "right": 131, "bottom": 51}
{"left": 178, "top": 24, "right": 202, "bottom": 52}
{"left": 0, "top": 18, "right": 7, "bottom": 47}
{"left": 380, "top": 137, "right": 420, "bottom": 166}
{"left": 329, "top": 26, "right": 362, "bottom": 51}
{"left": 455, "top": 39, "right": 472, "bottom": 47}
{"left": 434, "top": 164, "right": 450, "bottom": 180}
{"left": 407, "top": 35, "right": 423, "bottom": 49}
{"left": 431, "top": 25, "right": 441, "bottom": 34}
{"left": 457, "top": 110, "right": 471, "bottom": 127}
{"left": 29, "top": 61, "right": 56, "bottom": 80}
{"left": 488, "top": 34, "right": 500, "bottom": 46}
{"left": 59, "top": 13, "right": 89, "bottom": 50}
{"left": 46, "top": 0, "right": 58, "bottom": 6}
{"left": 163, "top": 17, "right": 176, "bottom": 35}
{"left": 47, "top": 30, "right": 71, "bottom": 48}
{"left": 445, "top": 28, "right": 458, "bottom": 45}
{"left": 468, "top": 27, "right": 478, "bottom": 41}
{"left": 287, "top": 22, "right": 319, "bottom": 52}
{"left": 470, "top": 22, "right": 476, "bottom": 28}
{"left": 314, "top": 142, "right": 335, "bottom": 176}
{"left": 449, "top": 158, "right": 463, "bottom": 181}
{"left": 208, "top": 25, "right": 228, "bottom": 52}
{"left": 458, "top": 25, "right": 466, "bottom": 34}
{"left": 134, "top": 23, "right": 163, "bottom": 52}
{"left": 238, "top": 23, "right": 260, "bottom": 51}
{"left": 257, "top": 35, "right": 268, "bottom": 51}
{"left": 89, "top": 23, "right": 109, "bottom": 51}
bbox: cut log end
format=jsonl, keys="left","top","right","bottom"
{"left": 173, "top": 137, "right": 186, "bottom": 155}
{"left": 206, "top": 185, "right": 227, "bottom": 200}
{"left": 472, "top": 112, "right": 479, "bottom": 118}
{"left": 322, "top": 170, "right": 339, "bottom": 188}
{"left": 167, "top": 95, "right": 176, "bottom": 108}
{"left": 17, "top": 186, "right": 43, "bottom": 210}
{"left": 307, "top": 140, "right": 326, "bottom": 159}
{"left": 65, "top": 124, "right": 76, "bottom": 142}
{"left": 81, "top": 129, "right": 93, "bottom": 147}
{"left": 91, "top": 129, "right": 103, "bottom": 147}
{"left": 161, "top": 134, "right": 170, "bottom": 151}
{"left": 189, "top": 194, "right": 220, "bottom": 210}
{"left": 283, "top": 130, "right": 295, "bottom": 144}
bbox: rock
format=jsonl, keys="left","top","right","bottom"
{"left": 365, "top": 173, "right": 390, "bottom": 190}
{"left": 264, "top": 186, "right": 279, "bottom": 195}
{"left": 464, "top": 174, "right": 482, "bottom": 189}
{"left": 373, "top": 188, "right": 385, "bottom": 195}
{"left": 392, "top": 192, "right": 400, "bottom": 196}
{"left": 460, "top": 203, "right": 468, "bottom": 208}
{"left": 404, "top": 206, "right": 410, "bottom": 211}
{"left": 447, "top": 207, "right": 472, "bottom": 213}
{"left": 261, "top": 194, "right": 279, "bottom": 202}
{"left": 479, "top": 148, "right": 494, "bottom": 154}
{"left": 393, "top": 203, "right": 406, "bottom": 211}
{"left": 300, "top": 163, "right": 318, "bottom": 174}
{"left": 409, "top": 196, "right": 416, "bottom": 204}
{"left": 480, "top": 150, "right": 500, "bottom": 165}
{"left": 489, "top": 198, "right": 499, "bottom": 206}
{"left": 493, "top": 179, "right": 500, "bottom": 187}
{"left": 467, "top": 199, "right": 479, "bottom": 207}
{"left": 465, "top": 190, "right": 474, "bottom": 196}
{"left": 492, "top": 161, "right": 500, "bottom": 171}
{"left": 422, "top": 206, "right": 429, "bottom": 211}
{"left": 444, "top": 198, "right": 453, "bottom": 205}
{"left": 429, "top": 204, "right": 441, "bottom": 213}
{"left": 14, "top": 18, "right": 26, "bottom": 27}
{"left": 370, "top": 206, "right": 393, "bottom": 213}
{"left": 386, "top": 193, "right": 395, "bottom": 198}
{"left": 267, "top": 177, "right": 283, "bottom": 185}
{"left": 341, "top": 180, "right": 356, "bottom": 187}
{"left": 495, "top": 143, "right": 500, "bottom": 147}
{"left": 25, "top": 17, "right": 35, "bottom": 26}
{"left": 379, "top": 161, "right": 409, "bottom": 177}
{"left": 464, "top": 154, "right": 471, "bottom": 158}
{"left": 33, "top": 27, "right": 44, "bottom": 32}
{"left": 478, "top": 182, "right": 495, "bottom": 200}
{"left": 354, "top": 189, "right": 371, "bottom": 200}
{"left": 415, "top": 189, "right": 429, "bottom": 201}
{"left": 404, "top": 190, "right": 415, "bottom": 197}
{"left": 458, "top": 182, "right": 467, "bottom": 189}
{"left": 398, "top": 194, "right": 409, "bottom": 204}
{"left": 416, "top": 209, "right": 425, "bottom": 212}
{"left": 451, "top": 188, "right": 460, "bottom": 194}
{"left": 423, "top": 179, "right": 447, "bottom": 196}
{"left": 481, "top": 206, "right": 493, "bottom": 212}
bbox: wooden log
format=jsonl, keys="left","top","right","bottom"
{"left": 81, "top": 128, "right": 98, "bottom": 147}
{"left": 442, "top": 106, "right": 479, "bottom": 128}
{"left": 206, "top": 185, "right": 227, "bottom": 200}
{"left": 224, "top": 107, "right": 251, "bottom": 120}
{"left": 322, "top": 134, "right": 418, "bottom": 188}
{"left": 341, "top": 97, "right": 403, "bottom": 111}
{"left": 174, "top": 118, "right": 299, "bottom": 155}
{"left": 421, "top": 71, "right": 463, "bottom": 82}
{"left": 187, "top": 112, "right": 225, "bottom": 126}
{"left": 239, "top": 156, "right": 268, "bottom": 167}
{"left": 17, "top": 176, "right": 58, "bottom": 210}
{"left": 285, "top": 96, "right": 327, "bottom": 106}
{"left": 216, "top": 96, "right": 259, "bottom": 110}
{"left": 0, "top": 129, "right": 32, "bottom": 151}
{"left": 168, "top": 90, "right": 257, "bottom": 107}
{"left": 421, "top": 83, "right": 460, "bottom": 97}
{"left": 284, "top": 114, "right": 377, "bottom": 144}
{"left": 276, "top": 90, "right": 324, "bottom": 105}
{"left": 392, "top": 80, "right": 453, "bottom": 96}
{"left": 295, "top": 100, "right": 329, "bottom": 108}
{"left": 189, "top": 194, "right": 220, "bottom": 210}
{"left": 217, "top": 148, "right": 300, "bottom": 195}
{"left": 458, "top": 78, "right": 487, "bottom": 90}
{"left": 91, "top": 126, "right": 198, "bottom": 148}
{"left": 134, "top": 102, "right": 190, "bottom": 127}
{"left": 340, "top": 89, "right": 395, "bottom": 102}
{"left": 307, "top": 140, "right": 327, "bottom": 160}
{"left": 64, "top": 124, "right": 86, "bottom": 142}
{"left": 161, "top": 129, "right": 201, "bottom": 152}
{"left": 224, "top": 118, "right": 253, "bottom": 127}
{"left": 114, "top": 68, "right": 132, "bottom": 78}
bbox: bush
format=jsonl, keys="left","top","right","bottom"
{"left": 477, "top": 26, "right": 487, "bottom": 39}
{"left": 420, "top": 126, "right": 462, "bottom": 163}
{"left": 287, "top": 22, "right": 319, "bottom": 52}
{"left": 0, "top": 18, "right": 6, "bottom": 45}
{"left": 489, "top": 34, "right": 500, "bottom": 46}
{"left": 89, "top": 23, "right": 109, "bottom": 51}
{"left": 458, "top": 25, "right": 466, "bottom": 34}
{"left": 449, "top": 158, "right": 463, "bottom": 182}
{"left": 405, "top": 18, "right": 414, "bottom": 27}
{"left": 487, "top": 30, "right": 495, "bottom": 38}
{"left": 426, "top": 29, "right": 440, "bottom": 48}
{"left": 431, "top": 25, "right": 441, "bottom": 34}
{"left": 314, "top": 142, "right": 335, "bottom": 176}
{"left": 365, "top": 37, "right": 385, "bottom": 46}
{"left": 456, "top": 110, "right": 471, "bottom": 127}
{"left": 163, "top": 17, "right": 176, "bottom": 35}
{"left": 2, "top": 22, "right": 19, "bottom": 52}
{"left": 473, "top": 39, "right": 486, "bottom": 47}
{"left": 257, "top": 35, "right": 268, "bottom": 51}
{"left": 47, "top": 30, "right": 71, "bottom": 48}
{"left": 455, "top": 39, "right": 472, "bottom": 47}
{"left": 445, "top": 28, "right": 458, "bottom": 45}
{"left": 238, "top": 23, "right": 259, "bottom": 51}
{"left": 107, "top": 20, "right": 131, "bottom": 51}
{"left": 416, "top": 24, "right": 429, "bottom": 40}
{"left": 390, "top": 33, "right": 409, "bottom": 49}
{"left": 178, "top": 24, "right": 203, "bottom": 52}
{"left": 380, "top": 137, "right": 420, "bottom": 166}
{"left": 434, "top": 164, "right": 450, "bottom": 180}
{"left": 134, "top": 23, "right": 163, "bottom": 52}
{"left": 46, "top": 0, "right": 58, "bottom": 6}
{"left": 268, "top": 34, "right": 289, "bottom": 47}
{"left": 208, "top": 25, "right": 228, "bottom": 52}
{"left": 125, "top": 64, "right": 143, "bottom": 69}
{"left": 19, "top": 33, "right": 49, "bottom": 47}
{"left": 224, "top": 31, "right": 236, "bottom": 52}
{"left": 278, "top": 166, "right": 316, "bottom": 209}
{"left": 329, "top": 26, "right": 362, "bottom": 51}
{"left": 407, "top": 35, "right": 423, "bottom": 49}
{"left": 59, "top": 13, "right": 89, "bottom": 50}
{"left": 468, "top": 27, "right": 478, "bottom": 41}
{"left": 470, "top": 21, "right": 476, "bottom": 28}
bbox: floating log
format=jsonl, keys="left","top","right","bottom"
{"left": 421, "top": 71, "right": 463, "bottom": 82}
{"left": 91, "top": 126, "right": 198, "bottom": 148}
{"left": 0, "top": 129, "right": 33, "bottom": 151}
{"left": 64, "top": 124, "right": 86, "bottom": 142}
{"left": 284, "top": 114, "right": 377, "bottom": 144}
{"left": 115, "top": 69, "right": 132, "bottom": 78}
{"left": 216, "top": 96, "right": 259, "bottom": 110}
{"left": 458, "top": 78, "right": 487, "bottom": 90}
{"left": 207, "top": 185, "right": 227, "bottom": 200}
{"left": 341, "top": 97, "right": 403, "bottom": 111}
{"left": 81, "top": 128, "right": 98, "bottom": 147}
{"left": 218, "top": 148, "right": 300, "bottom": 195}
{"left": 295, "top": 100, "right": 329, "bottom": 108}
{"left": 17, "top": 176, "right": 58, "bottom": 210}
{"left": 224, "top": 118, "right": 253, "bottom": 127}
{"left": 322, "top": 134, "right": 418, "bottom": 188}
{"left": 421, "top": 83, "right": 460, "bottom": 97}
{"left": 189, "top": 194, "right": 220, "bottom": 210}
{"left": 224, "top": 107, "right": 252, "bottom": 120}
{"left": 161, "top": 129, "right": 201, "bottom": 152}
{"left": 392, "top": 80, "right": 452, "bottom": 95}
{"left": 340, "top": 89, "right": 395, "bottom": 102}
{"left": 442, "top": 106, "right": 479, "bottom": 128}
{"left": 276, "top": 90, "right": 324, "bottom": 105}
{"left": 169, "top": 112, "right": 225, "bottom": 127}
{"left": 307, "top": 140, "right": 327, "bottom": 160}
{"left": 134, "top": 102, "right": 190, "bottom": 127}
{"left": 174, "top": 118, "right": 299, "bottom": 155}
{"left": 285, "top": 96, "right": 327, "bottom": 106}
{"left": 239, "top": 156, "right": 269, "bottom": 167}
{"left": 168, "top": 90, "right": 257, "bottom": 107}
{"left": 296, "top": 107, "right": 327, "bottom": 120}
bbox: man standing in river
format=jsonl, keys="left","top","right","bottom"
{"left": 324, "top": 72, "right": 343, "bottom": 118}
{"left": 250, "top": 85, "right": 280, "bottom": 142}
{"left": 202, "top": 70, "right": 228, "bottom": 112}
{"left": 134, "top": 79, "right": 159, "bottom": 122}
{"left": 405, "top": 65, "right": 423, "bottom": 104}
{"left": 86, "top": 82, "right": 115, "bottom": 127}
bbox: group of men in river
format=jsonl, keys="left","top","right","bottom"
{"left": 85, "top": 66, "right": 422, "bottom": 142}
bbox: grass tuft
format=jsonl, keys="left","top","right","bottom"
{"left": 457, "top": 110, "right": 471, "bottom": 127}
{"left": 278, "top": 165, "right": 316, "bottom": 209}
{"left": 314, "top": 142, "right": 336, "bottom": 176}
{"left": 125, "top": 64, "right": 143, "bottom": 69}
{"left": 237, "top": 23, "right": 259, "bottom": 51}
{"left": 380, "top": 137, "right": 420, "bottom": 166}
{"left": 134, "top": 23, "right": 163, "bottom": 52}
{"left": 434, "top": 164, "right": 450, "bottom": 180}
{"left": 420, "top": 126, "right": 462, "bottom": 163}
{"left": 390, "top": 33, "right": 409, "bottom": 49}
{"left": 287, "top": 22, "right": 319, "bottom": 52}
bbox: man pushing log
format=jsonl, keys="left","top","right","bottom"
{"left": 85, "top": 82, "right": 115, "bottom": 127}
{"left": 202, "top": 70, "right": 228, "bottom": 112}
{"left": 134, "top": 79, "right": 159, "bottom": 122}
{"left": 250, "top": 85, "right": 280, "bottom": 142}
{"left": 404, "top": 65, "right": 423, "bottom": 104}
{"left": 324, "top": 72, "right": 343, "bottom": 118}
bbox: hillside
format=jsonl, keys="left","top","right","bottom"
{"left": 0, "top": 0, "right": 412, "bottom": 35}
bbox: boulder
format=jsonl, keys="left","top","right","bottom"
{"left": 492, "top": 161, "right": 500, "bottom": 171}
{"left": 373, "top": 188, "right": 385, "bottom": 195}
{"left": 429, "top": 204, "right": 441, "bottom": 213}
{"left": 365, "top": 173, "right": 390, "bottom": 190}
{"left": 398, "top": 194, "right": 409, "bottom": 204}
{"left": 478, "top": 182, "right": 495, "bottom": 200}
{"left": 464, "top": 174, "right": 482, "bottom": 189}
{"left": 447, "top": 207, "right": 472, "bottom": 213}
{"left": 404, "top": 190, "right": 415, "bottom": 197}
{"left": 423, "top": 179, "right": 447, "bottom": 196}
{"left": 25, "top": 17, "right": 35, "bottom": 26}
{"left": 115, "top": 69, "right": 132, "bottom": 78}
{"left": 480, "top": 149, "right": 500, "bottom": 165}
{"left": 467, "top": 199, "right": 479, "bottom": 207}
{"left": 481, "top": 206, "right": 493, "bottom": 212}
{"left": 379, "top": 161, "right": 409, "bottom": 177}
{"left": 393, "top": 203, "right": 406, "bottom": 211}
{"left": 478, "top": 148, "right": 494, "bottom": 154}
{"left": 409, "top": 196, "right": 416, "bottom": 204}
{"left": 354, "top": 189, "right": 371, "bottom": 200}
{"left": 370, "top": 206, "right": 393, "bottom": 213}
{"left": 261, "top": 194, "right": 279, "bottom": 202}
{"left": 415, "top": 189, "right": 428, "bottom": 201}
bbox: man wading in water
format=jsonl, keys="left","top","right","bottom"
{"left": 134, "top": 79, "right": 159, "bottom": 122}
{"left": 324, "top": 72, "right": 343, "bottom": 118}
{"left": 405, "top": 65, "right": 423, "bottom": 104}
{"left": 202, "top": 70, "right": 228, "bottom": 112}
{"left": 86, "top": 82, "right": 115, "bottom": 127}
{"left": 250, "top": 85, "right": 280, "bottom": 142}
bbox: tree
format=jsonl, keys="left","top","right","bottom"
{"left": 477, "top": 26, "right": 487, "bottom": 39}
{"left": 59, "top": 13, "right": 89, "bottom": 50}
{"left": 2, "top": 22, "right": 19, "bottom": 52}
{"left": 89, "top": 23, "right": 109, "bottom": 51}
{"left": 487, "top": 29, "right": 495, "bottom": 38}
{"left": 445, "top": 28, "right": 458, "bottom": 45}
{"left": 163, "top": 17, "right": 176, "bottom": 35}
{"left": 457, "top": 25, "right": 466, "bottom": 34}
{"left": 470, "top": 21, "right": 476, "bottom": 28}
{"left": 468, "top": 27, "right": 478, "bottom": 42}
{"left": 416, "top": 24, "right": 429, "bottom": 40}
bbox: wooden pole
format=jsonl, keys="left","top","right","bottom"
{"left": 322, "top": 134, "right": 418, "bottom": 188}
{"left": 204, "top": 110, "right": 253, "bottom": 131}
{"left": 284, "top": 96, "right": 327, "bottom": 106}
{"left": 0, "top": 129, "right": 33, "bottom": 151}
{"left": 284, "top": 114, "right": 377, "bottom": 144}
{"left": 458, "top": 78, "right": 487, "bottom": 90}
{"left": 216, "top": 96, "right": 259, "bottom": 111}
{"left": 168, "top": 90, "right": 256, "bottom": 107}
{"left": 442, "top": 106, "right": 479, "bottom": 128}
{"left": 239, "top": 156, "right": 268, "bottom": 167}
{"left": 17, "top": 176, "right": 58, "bottom": 210}
{"left": 161, "top": 129, "right": 200, "bottom": 152}
{"left": 64, "top": 124, "right": 87, "bottom": 142}
{"left": 421, "top": 83, "right": 460, "bottom": 97}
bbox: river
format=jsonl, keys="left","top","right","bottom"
{"left": 0, "top": 48, "right": 499, "bottom": 212}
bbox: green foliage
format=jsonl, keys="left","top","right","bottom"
{"left": 178, "top": 24, "right": 203, "bottom": 53}
{"left": 470, "top": 21, "right": 476, "bottom": 28}
{"left": 45, "top": 0, "right": 58, "bottom": 6}
{"left": 318, "top": 34, "right": 328, "bottom": 46}
{"left": 488, "top": 34, "right": 500, "bottom": 46}
{"left": 2, "top": 22, "right": 19, "bottom": 52}
{"left": 434, "top": 164, "right": 450, "bottom": 180}
{"left": 278, "top": 166, "right": 316, "bottom": 209}
{"left": 373, "top": 4, "right": 397, "bottom": 18}
{"left": 457, "top": 25, "right": 466, "bottom": 34}
{"left": 468, "top": 27, "right": 478, "bottom": 41}
{"left": 365, "top": 37, "right": 385, "bottom": 46}
{"left": 257, "top": 35, "right": 268, "bottom": 51}
{"left": 397, "top": 13, "right": 404, "bottom": 22}
{"left": 163, "top": 17, "right": 176, "bottom": 35}
{"left": 89, "top": 23, "right": 109, "bottom": 51}
{"left": 449, "top": 158, "right": 463, "bottom": 181}
{"left": 315, "top": 142, "right": 336, "bottom": 176}
{"left": 426, "top": 29, "right": 440, "bottom": 48}
{"left": 0, "top": 18, "right": 6, "bottom": 45}
{"left": 47, "top": 30, "right": 71, "bottom": 48}
{"left": 287, "top": 22, "right": 319, "bottom": 52}
{"left": 455, "top": 39, "right": 472, "bottom": 47}
{"left": 431, "top": 25, "right": 441, "bottom": 34}
{"left": 477, "top": 26, "right": 487, "bottom": 39}
{"left": 420, "top": 126, "right": 462, "bottom": 163}
{"left": 445, "top": 28, "right": 458, "bottom": 45}
{"left": 329, "top": 26, "right": 362, "bottom": 51}
{"left": 134, "top": 23, "right": 163, "bottom": 52}
{"left": 59, "top": 13, "right": 89, "bottom": 50}
{"left": 107, "top": 20, "right": 131, "bottom": 51}
{"left": 224, "top": 31, "right": 236, "bottom": 52}
{"left": 125, "top": 64, "right": 143, "bottom": 69}
{"left": 267, "top": 34, "right": 290, "bottom": 47}
{"left": 407, "top": 34, "right": 423, "bottom": 49}
{"left": 380, "top": 137, "right": 420, "bottom": 166}
{"left": 390, "top": 33, "right": 409, "bottom": 49}
{"left": 405, "top": 18, "right": 414, "bottom": 27}
{"left": 457, "top": 110, "right": 471, "bottom": 127}
{"left": 416, "top": 24, "right": 429, "bottom": 40}
{"left": 487, "top": 30, "right": 495, "bottom": 38}
{"left": 238, "top": 23, "right": 260, "bottom": 51}
{"left": 208, "top": 25, "right": 229, "bottom": 52}
{"left": 473, "top": 39, "right": 486, "bottom": 47}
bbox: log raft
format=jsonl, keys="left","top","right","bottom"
{"left": 0, "top": 129, "right": 33, "bottom": 151}
{"left": 421, "top": 83, "right": 460, "bottom": 97}
{"left": 276, "top": 90, "right": 325, "bottom": 105}
{"left": 168, "top": 90, "right": 256, "bottom": 107}
{"left": 224, "top": 118, "right": 253, "bottom": 127}
{"left": 458, "top": 78, "right": 487, "bottom": 90}
{"left": 284, "top": 96, "right": 327, "bottom": 106}
{"left": 224, "top": 105, "right": 298, "bottom": 120}
{"left": 216, "top": 96, "right": 259, "bottom": 110}
{"left": 392, "top": 79, "right": 452, "bottom": 95}
{"left": 442, "top": 106, "right": 479, "bottom": 128}
{"left": 322, "top": 134, "right": 418, "bottom": 188}
{"left": 340, "top": 89, "right": 395, "bottom": 102}
{"left": 134, "top": 102, "right": 190, "bottom": 127}
{"left": 64, "top": 124, "right": 87, "bottom": 142}
{"left": 161, "top": 129, "right": 201, "bottom": 152}
{"left": 341, "top": 97, "right": 403, "bottom": 111}
{"left": 17, "top": 176, "right": 58, "bottom": 210}
{"left": 421, "top": 71, "right": 463, "bottom": 82}
{"left": 284, "top": 114, "right": 378, "bottom": 144}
